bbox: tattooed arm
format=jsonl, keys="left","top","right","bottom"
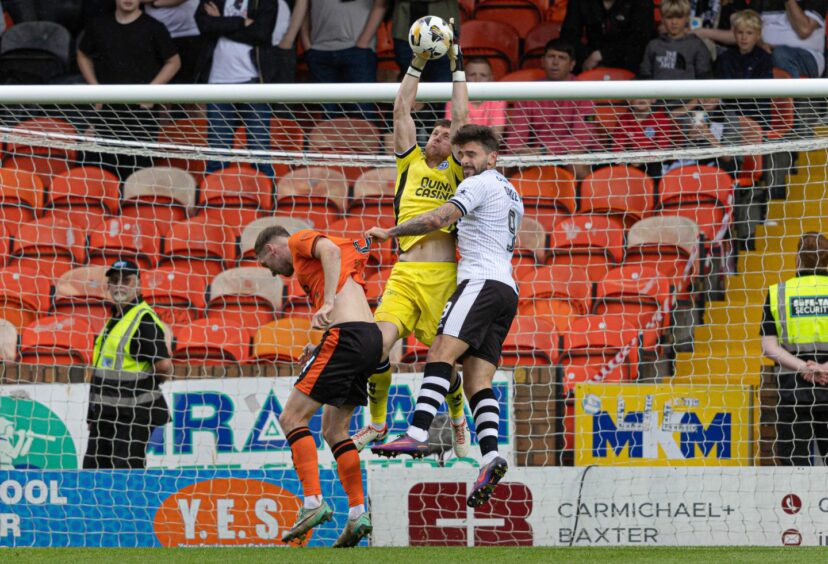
{"left": 366, "top": 202, "right": 463, "bottom": 241}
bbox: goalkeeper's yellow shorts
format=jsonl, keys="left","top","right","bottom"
{"left": 374, "top": 261, "right": 457, "bottom": 346}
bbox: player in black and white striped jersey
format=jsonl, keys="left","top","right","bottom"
{"left": 365, "top": 124, "right": 523, "bottom": 508}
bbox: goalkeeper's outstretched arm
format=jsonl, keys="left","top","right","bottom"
{"left": 447, "top": 17, "right": 468, "bottom": 143}
{"left": 393, "top": 52, "right": 428, "bottom": 154}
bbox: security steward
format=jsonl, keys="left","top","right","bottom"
{"left": 761, "top": 232, "right": 828, "bottom": 466}
{"left": 83, "top": 260, "right": 173, "bottom": 469}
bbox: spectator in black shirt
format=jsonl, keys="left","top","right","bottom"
{"left": 761, "top": 233, "right": 828, "bottom": 465}
{"left": 560, "top": 0, "right": 655, "bottom": 73}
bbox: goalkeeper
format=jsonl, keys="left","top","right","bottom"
{"left": 351, "top": 19, "right": 470, "bottom": 455}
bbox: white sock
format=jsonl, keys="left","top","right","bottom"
{"left": 370, "top": 422, "right": 385, "bottom": 431}
{"left": 407, "top": 426, "right": 428, "bottom": 442}
{"left": 348, "top": 505, "right": 365, "bottom": 519}
{"left": 304, "top": 495, "right": 322, "bottom": 509}
{"left": 481, "top": 451, "right": 500, "bottom": 465}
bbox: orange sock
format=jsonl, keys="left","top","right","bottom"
{"left": 332, "top": 439, "right": 364, "bottom": 507}
{"left": 286, "top": 427, "right": 321, "bottom": 497}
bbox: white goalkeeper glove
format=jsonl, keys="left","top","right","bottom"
{"left": 407, "top": 52, "right": 429, "bottom": 79}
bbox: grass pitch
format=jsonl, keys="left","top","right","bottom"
{"left": 2, "top": 547, "right": 823, "bottom": 563}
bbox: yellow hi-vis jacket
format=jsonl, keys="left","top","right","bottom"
{"left": 770, "top": 274, "right": 828, "bottom": 356}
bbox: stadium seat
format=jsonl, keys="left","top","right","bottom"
{"left": 155, "top": 117, "right": 208, "bottom": 178}
{"left": 205, "top": 267, "right": 283, "bottom": 332}
{"left": 459, "top": 20, "right": 520, "bottom": 79}
{"left": 500, "top": 68, "right": 547, "bottom": 81}
{"left": 329, "top": 216, "right": 397, "bottom": 266}
{"left": 767, "top": 95, "right": 794, "bottom": 141}
{"left": 173, "top": 319, "right": 250, "bottom": 365}
{"left": 0, "top": 266, "right": 50, "bottom": 330}
{"left": 43, "top": 166, "right": 120, "bottom": 231}
{"left": 459, "top": 0, "right": 477, "bottom": 19}
{"left": 10, "top": 217, "right": 84, "bottom": 279}
{"left": 516, "top": 264, "right": 591, "bottom": 332}
{"left": 120, "top": 166, "right": 197, "bottom": 233}
{"left": 142, "top": 266, "right": 209, "bottom": 327}
{"left": 237, "top": 216, "right": 314, "bottom": 266}
{"left": 232, "top": 117, "right": 304, "bottom": 179}
{"left": 736, "top": 117, "right": 764, "bottom": 188}
{"left": 276, "top": 166, "right": 349, "bottom": 226}
{"left": 307, "top": 118, "right": 379, "bottom": 183}
{"left": 0, "top": 319, "right": 17, "bottom": 362}
{"left": 376, "top": 20, "right": 399, "bottom": 75}
{"left": 473, "top": 0, "right": 544, "bottom": 37}
{"left": 625, "top": 215, "right": 700, "bottom": 293}
{"left": 87, "top": 216, "right": 163, "bottom": 270}
{"left": 399, "top": 334, "right": 429, "bottom": 363}
{"left": 575, "top": 67, "right": 636, "bottom": 81}
{"left": 160, "top": 217, "right": 234, "bottom": 277}
{"left": 252, "top": 316, "right": 324, "bottom": 363}
{"left": 4, "top": 117, "right": 76, "bottom": 185}
{"left": 508, "top": 166, "right": 576, "bottom": 230}
{"left": 580, "top": 165, "right": 655, "bottom": 227}
{"left": 657, "top": 164, "right": 733, "bottom": 246}
{"left": 546, "top": 214, "right": 626, "bottom": 282}
{"left": 0, "top": 21, "right": 71, "bottom": 85}
{"left": 0, "top": 167, "right": 45, "bottom": 234}
{"left": 501, "top": 315, "right": 558, "bottom": 366}
{"left": 513, "top": 215, "right": 548, "bottom": 281}
{"left": 520, "top": 21, "right": 561, "bottom": 69}
{"left": 545, "top": 0, "right": 568, "bottom": 22}
{"left": 52, "top": 265, "right": 110, "bottom": 334}
{"left": 351, "top": 167, "right": 396, "bottom": 216}
{"left": 199, "top": 164, "right": 273, "bottom": 235}
{"left": 280, "top": 276, "right": 313, "bottom": 317}
{"left": 19, "top": 314, "right": 93, "bottom": 365}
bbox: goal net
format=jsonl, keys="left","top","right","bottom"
{"left": 1, "top": 80, "right": 828, "bottom": 547}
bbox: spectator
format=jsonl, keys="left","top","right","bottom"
{"left": 444, "top": 58, "right": 506, "bottom": 138}
{"left": 505, "top": 39, "right": 598, "bottom": 177}
{"left": 77, "top": 0, "right": 180, "bottom": 177}
{"left": 664, "top": 97, "right": 743, "bottom": 176}
{"left": 391, "top": 0, "right": 459, "bottom": 82}
{"left": 560, "top": 0, "right": 655, "bottom": 73}
{"left": 757, "top": 0, "right": 826, "bottom": 78}
{"left": 639, "top": 0, "right": 712, "bottom": 80}
{"left": 761, "top": 233, "right": 828, "bottom": 466}
{"left": 302, "top": 0, "right": 386, "bottom": 119}
{"left": 693, "top": 0, "right": 755, "bottom": 46}
{"left": 610, "top": 98, "right": 679, "bottom": 177}
{"left": 262, "top": 0, "right": 308, "bottom": 84}
{"left": 84, "top": 260, "right": 173, "bottom": 469}
{"left": 144, "top": 0, "right": 203, "bottom": 84}
{"left": 195, "top": 0, "right": 278, "bottom": 178}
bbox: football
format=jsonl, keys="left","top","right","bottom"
{"left": 408, "top": 16, "right": 454, "bottom": 61}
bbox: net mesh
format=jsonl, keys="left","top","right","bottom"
{"left": 1, "top": 87, "right": 827, "bottom": 546}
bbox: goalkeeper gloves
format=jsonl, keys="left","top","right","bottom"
{"left": 407, "top": 52, "right": 429, "bottom": 79}
{"left": 448, "top": 18, "right": 465, "bottom": 82}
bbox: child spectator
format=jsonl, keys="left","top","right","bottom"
{"left": 611, "top": 98, "right": 680, "bottom": 177}
{"left": 640, "top": 0, "right": 712, "bottom": 79}
{"left": 444, "top": 59, "right": 506, "bottom": 138}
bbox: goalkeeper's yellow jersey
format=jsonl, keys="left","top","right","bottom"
{"left": 394, "top": 144, "right": 464, "bottom": 253}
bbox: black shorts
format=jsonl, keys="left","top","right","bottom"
{"left": 437, "top": 279, "right": 519, "bottom": 365}
{"left": 295, "top": 322, "right": 383, "bottom": 407}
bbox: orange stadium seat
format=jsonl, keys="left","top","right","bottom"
{"left": 351, "top": 167, "right": 396, "bottom": 216}
{"left": 0, "top": 167, "right": 45, "bottom": 233}
{"left": 521, "top": 21, "right": 561, "bottom": 68}
{"left": 509, "top": 166, "right": 576, "bottom": 230}
{"left": 547, "top": 214, "right": 626, "bottom": 282}
{"left": 155, "top": 117, "right": 208, "bottom": 178}
{"left": 768, "top": 96, "right": 794, "bottom": 141}
{"left": 173, "top": 319, "right": 250, "bottom": 364}
{"left": 142, "top": 266, "right": 208, "bottom": 327}
{"left": 459, "top": 0, "right": 477, "bottom": 19}
{"left": 276, "top": 166, "right": 349, "bottom": 226}
{"left": 501, "top": 315, "right": 558, "bottom": 366}
{"left": 580, "top": 165, "right": 655, "bottom": 227}
{"left": 575, "top": 67, "right": 636, "bottom": 81}
{"left": 399, "top": 334, "right": 429, "bottom": 364}
{"left": 513, "top": 215, "right": 548, "bottom": 281}
{"left": 205, "top": 267, "right": 283, "bottom": 332}
{"left": 5, "top": 117, "right": 77, "bottom": 185}
{"left": 625, "top": 215, "right": 700, "bottom": 295}
{"left": 329, "top": 216, "right": 397, "bottom": 266}
{"left": 517, "top": 264, "right": 591, "bottom": 332}
{"left": 252, "top": 316, "right": 324, "bottom": 363}
{"left": 199, "top": 164, "right": 273, "bottom": 235}
{"left": 0, "top": 266, "right": 50, "bottom": 330}
{"left": 500, "top": 68, "right": 546, "bottom": 81}
{"left": 0, "top": 223, "right": 9, "bottom": 266}
{"left": 161, "top": 217, "right": 234, "bottom": 277}
{"left": 10, "top": 217, "right": 84, "bottom": 279}
{"left": 280, "top": 276, "right": 313, "bottom": 318}
{"left": 545, "top": 0, "right": 568, "bottom": 22}
{"left": 473, "top": 0, "right": 544, "bottom": 37}
{"left": 736, "top": 117, "right": 764, "bottom": 188}
{"left": 19, "top": 314, "right": 93, "bottom": 365}
{"left": 307, "top": 118, "right": 379, "bottom": 183}
{"left": 658, "top": 164, "right": 733, "bottom": 246}
{"left": 87, "top": 216, "right": 163, "bottom": 270}
{"left": 0, "top": 319, "right": 17, "bottom": 362}
{"left": 460, "top": 20, "right": 520, "bottom": 79}
{"left": 52, "top": 265, "right": 111, "bottom": 333}
{"left": 120, "top": 166, "right": 197, "bottom": 233}
{"left": 232, "top": 117, "right": 304, "bottom": 179}
{"left": 237, "top": 216, "right": 314, "bottom": 266}
{"left": 43, "top": 166, "right": 120, "bottom": 231}
{"left": 376, "top": 21, "right": 399, "bottom": 75}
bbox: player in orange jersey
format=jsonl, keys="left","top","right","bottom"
{"left": 255, "top": 225, "right": 381, "bottom": 548}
